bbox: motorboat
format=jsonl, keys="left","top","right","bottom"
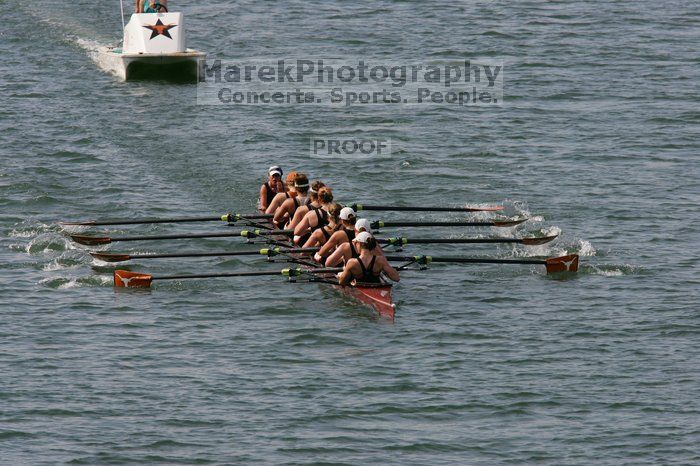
{"left": 98, "top": 5, "right": 205, "bottom": 81}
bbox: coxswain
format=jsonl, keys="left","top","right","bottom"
{"left": 337, "top": 232, "right": 400, "bottom": 285}
{"left": 314, "top": 206, "right": 356, "bottom": 263}
{"left": 259, "top": 166, "right": 285, "bottom": 211}
{"left": 272, "top": 173, "right": 310, "bottom": 228}
{"left": 265, "top": 171, "right": 297, "bottom": 214}
{"left": 293, "top": 187, "right": 334, "bottom": 245}
{"left": 323, "top": 217, "right": 383, "bottom": 266}
{"left": 301, "top": 203, "right": 342, "bottom": 248}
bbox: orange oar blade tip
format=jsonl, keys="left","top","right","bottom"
{"left": 114, "top": 270, "right": 153, "bottom": 288}
{"left": 545, "top": 254, "right": 579, "bottom": 274}
{"left": 71, "top": 235, "right": 111, "bottom": 245}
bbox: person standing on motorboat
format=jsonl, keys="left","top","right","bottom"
{"left": 135, "top": 1, "right": 168, "bottom": 13}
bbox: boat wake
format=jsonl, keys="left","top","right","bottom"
{"left": 75, "top": 38, "right": 125, "bottom": 79}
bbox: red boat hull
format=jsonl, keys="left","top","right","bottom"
{"left": 334, "top": 283, "right": 395, "bottom": 319}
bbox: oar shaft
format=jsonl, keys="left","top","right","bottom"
{"left": 400, "top": 238, "right": 524, "bottom": 244}
{"left": 385, "top": 255, "right": 546, "bottom": 265}
{"left": 68, "top": 216, "right": 223, "bottom": 226}
{"left": 377, "top": 234, "right": 557, "bottom": 246}
{"left": 373, "top": 220, "right": 512, "bottom": 228}
{"left": 61, "top": 213, "right": 272, "bottom": 227}
{"left": 108, "top": 231, "right": 245, "bottom": 242}
{"left": 352, "top": 204, "right": 503, "bottom": 212}
{"left": 95, "top": 247, "right": 321, "bottom": 262}
{"left": 152, "top": 270, "right": 288, "bottom": 281}
{"left": 151, "top": 267, "right": 342, "bottom": 281}
{"left": 126, "top": 250, "right": 265, "bottom": 259}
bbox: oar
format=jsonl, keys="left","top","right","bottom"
{"left": 71, "top": 229, "right": 293, "bottom": 246}
{"left": 371, "top": 218, "right": 527, "bottom": 229}
{"left": 91, "top": 247, "right": 319, "bottom": 263}
{"left": 351, "top": 204, "right": 504, "bottom": 212}
{"left": 379, "top": 234, "right": 558, "bottom": 246}
{"left": 60, "top": 213, "right": 272, "bottom": 227}
{"left": 114, "top": 266, "right": 342, "bottom": 288}
{"left": 386, "top": 254, "right": 579, "bottom": 274}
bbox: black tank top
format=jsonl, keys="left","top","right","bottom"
{"left": 263, "top": 182, "right": 277, "bottom": 206}
{"left": 350, "top": 242, "right": 360, "bottom": 259}
{"left": 343, "top": 228, "right": 355, "bottom": 243}
{"left": 294, "top": 196, "right": 311, "bottom": 209}
{"left": 357, "top": 255, "right": 381, "bottom": 284}
{"left": 313, "top": 208, "right": 328, "bottom": 229}
{"left": 322, "top": 229, "right": 331, "bottom": 241}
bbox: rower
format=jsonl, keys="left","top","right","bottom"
{"left": 259, "top": 166, "right": 285, "bottom": 211}
{"left": 265, "top": 171, "right": 297, "bottom": 214}
{"left": 301, "top": 203, "right": 342, "bottom": 248}
{"left": 323, "top": 217, "right": 383, "bottom": 266}
{"left": 293, "top": 187, "right": 334, "bottom": 245}
{"left": 337, "top": 232, "right": 400, "bottom": 286}
{"left": 287, "top": 180, "right": 325, "bottom": 229}
{"left": 272, "top": 173, "right": 309, "bottom": 228}
{"left": 314, "top": 206, "right": 356, "bottom": 263}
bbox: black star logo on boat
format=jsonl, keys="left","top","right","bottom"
{"left": 143, "top": 19, "right": 177, "bottom": 40}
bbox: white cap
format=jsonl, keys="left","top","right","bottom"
{"left": 355, "top": 218, "right": 371, "bottom": 232}
{"left": 355, "top": 231, "right": 372, "bottom": 243}
{"left": 339, "top": 207, "right": 356, "bottom": 220}
{"left": 268, "top": 165, "right": 282, "bottom": 176}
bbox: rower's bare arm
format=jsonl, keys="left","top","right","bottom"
{"left": 273, "top": 199, "right": 292, "bottom": 225}
{"left": 338, "top": 260, "right": 359, "bottom": 286}
{"left": 293, "top": 213, "right": 312, "bottom": 236}
{"left": 259, "top": 185, "right": 268, "bottom": 210}
{"left": 302, "top": 229, "right": 322, "bottom": 248}
{"left": 381, "top": 257, "right": 401, "bottom": 282}
{"left": 288, "top": 207, "right": 306, "bottom": 229}
{"left": 265, "top": 193, "right": 283, "bottom": 214}
{"left": 318, "top": 231, "right": 342, "bottom": 257}
{"left": 324, "top": 243, "right": 349, "bottom": 267}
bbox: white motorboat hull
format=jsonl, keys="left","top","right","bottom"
{"left": 99, "top": 47, "right": 205, "bottom": 81}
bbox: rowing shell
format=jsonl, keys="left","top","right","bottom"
{"left": 262, "top": 216, "right": 396, "bottom": 319}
